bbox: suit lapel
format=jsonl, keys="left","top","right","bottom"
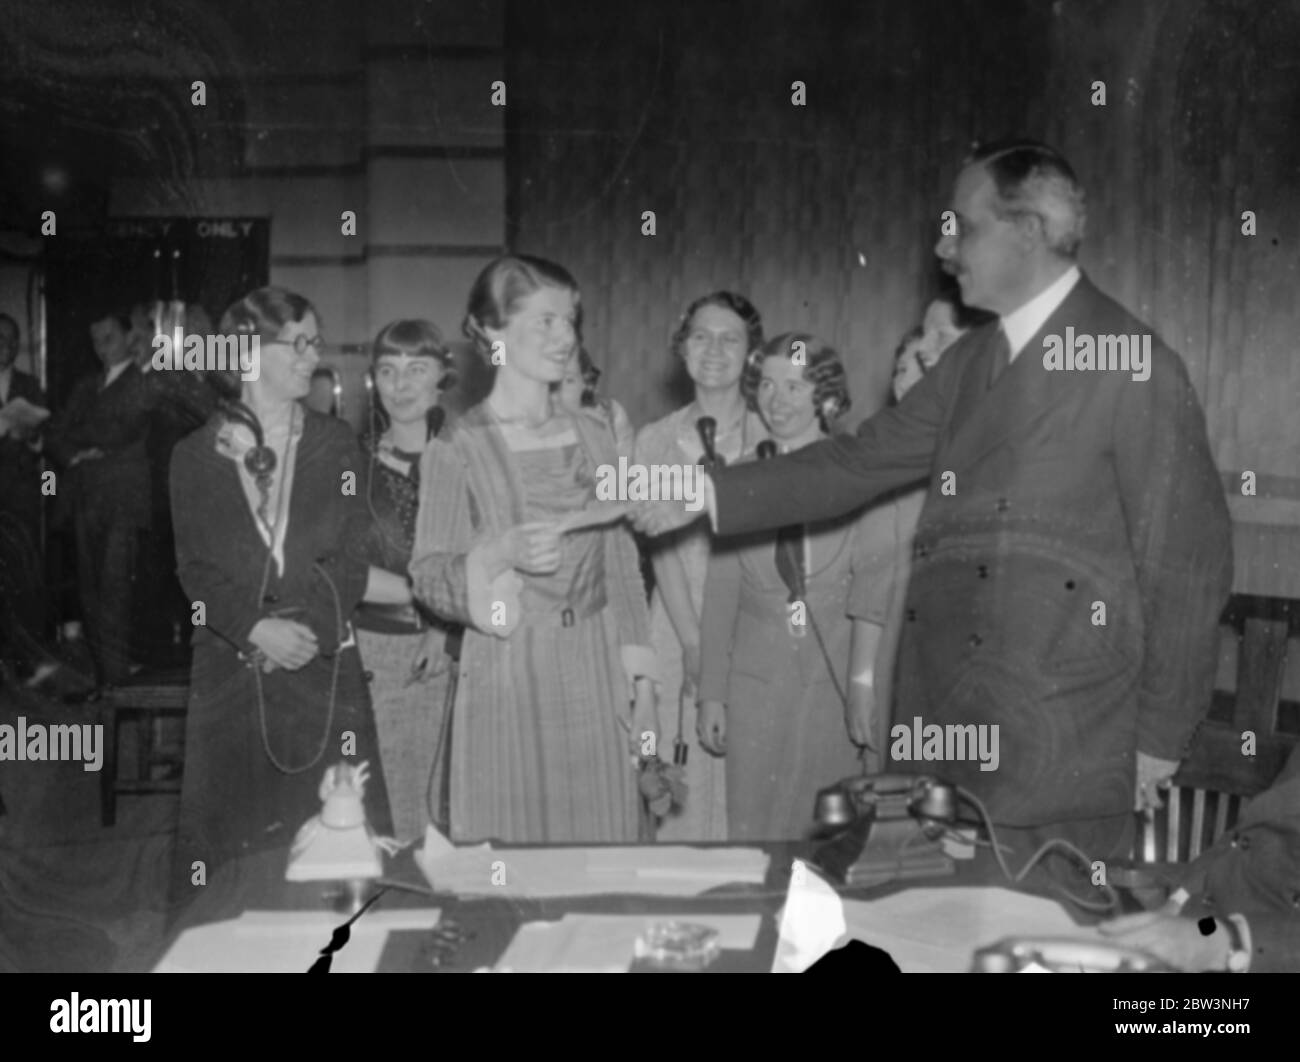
{"left": 943, "top": 276, "right": 1100, "bottom": 474}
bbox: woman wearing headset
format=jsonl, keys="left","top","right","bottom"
{"left": 168, "top": 286, "right": 408, "bottom": 913}
{"left": 355, "top": 319, "right": 458, "bottom": 843}
{"left": 696, "top": 333, "right": 871, "bottom": 841}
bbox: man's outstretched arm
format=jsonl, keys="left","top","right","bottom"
{"left": 709, "top": 354, "right": 956, "bottom": 537}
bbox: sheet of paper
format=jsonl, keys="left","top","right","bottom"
{"left": 153, "top": 908, "right": 441, "bottom": 973}
{"left": 840, "top": 886, "right": 1104, "bottom": 972}
{"left": 495, "top": 913, "right": 761, "bottom": 973}
{"left": 416, "top": 840, "right": 769, "bottom": 898}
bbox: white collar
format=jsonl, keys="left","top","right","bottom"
{"left": 1000, "top": 265, "right": 1081, "bottom": 362}
{"left": 104, "top": 360, "right": 133, "bottom": 387}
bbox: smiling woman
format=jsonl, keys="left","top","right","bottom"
{"left": 409, "top": 255, "right": 660, "bottom": 844}
{"left": 167, "top": 286, "right": 404, "bottom": 917}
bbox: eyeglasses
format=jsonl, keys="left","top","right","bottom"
{"left": 266, "top": 334, "right": 325, "bottom": 355}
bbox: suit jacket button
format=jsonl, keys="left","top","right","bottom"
{"left": 977, "top": 564, "right": 989, "bottom": 578}
{"left": 364, "top": 670, "right": 375, "bottom": 682}
{"left": 906, "top": 609, "right": 917, "bottom": 622}
{"left": 969, "top": 634, "right": 983, "bottom": 648}
{"left": 915, "top": 544, "right": 928, "bottom": 559}
{"left": 996, "top": 498, "right": 1009, "bottom": 513}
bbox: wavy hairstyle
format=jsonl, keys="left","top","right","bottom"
{"left": 743, "top": 331, "right": 852, "bottom": 431}
{"left": 669, "top": 291, "right": 764, "bottom": 362}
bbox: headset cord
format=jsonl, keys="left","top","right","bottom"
{"left": 246, "top": 413, "right": 343, "bottom": 776}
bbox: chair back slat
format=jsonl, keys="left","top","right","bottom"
{"left": 1188, "top": 788, "right": 1206, "bottom": 860}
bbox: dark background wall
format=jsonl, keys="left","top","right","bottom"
{"left": 508, "top": 0, "right": 1300, "bottom": 596}
{"left": 1, "top": 0, "right": 1298, "bottom": 595}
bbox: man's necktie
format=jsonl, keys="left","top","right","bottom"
{"left": 775, "top": 524, "right": 806, "bottom": 604}
{"left": 987, "top": 324, "right": 1011, "bottom": 389}
{"left": 756, "top": 439, "right": 807, "bottom": 604}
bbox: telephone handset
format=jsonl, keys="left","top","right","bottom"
{"left": 971, "top": 937, "right": 1177, "bottom": 973}
{"left": 811, "top": 772, "right": 959, "bottom": 887}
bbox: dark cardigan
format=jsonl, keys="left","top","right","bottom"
{"left": 167, "top": 408, "right": 391, "bottom": 914}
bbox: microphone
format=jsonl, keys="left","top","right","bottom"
{"left": 757, "top": 439, "right": 777, "bottom": 461}
{"left": 426, "top": 405, "right": 446, "bottom": 439}
{"left": 696, "top": 416, "right": 724, "bottom": 470}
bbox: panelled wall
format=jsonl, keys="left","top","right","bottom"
{"left": 509, "top": 0, "right": 1300, "bottom": 598}
{"left": 108, "top": 0, "right": 506, "bottom": 428}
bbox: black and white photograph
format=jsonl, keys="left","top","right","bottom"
{"left": 1, "top": 0, "right": 1298, "bottom": 1015}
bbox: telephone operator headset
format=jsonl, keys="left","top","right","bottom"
{"left": 363, "top": 363, "right": 457, "bottom": 831}
{"left": 214, "top": 396, "right": 345, "bottom": 776}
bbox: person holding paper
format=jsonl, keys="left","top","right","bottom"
{"left": 410, "top": 255, "right": 659, "bottom": 844}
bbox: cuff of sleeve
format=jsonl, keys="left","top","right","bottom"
{"left": 621, "top": 644, "right": 658, "bottom": 686}
{"left": 466, "top": 545, "right": 521, "bottom": 638}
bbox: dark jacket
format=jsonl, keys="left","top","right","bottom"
{"left": 712, "top": 275, "right": 1233, "bottom": 833}
{"left": 46, "top": 364, "right": 154, "bottom": 530}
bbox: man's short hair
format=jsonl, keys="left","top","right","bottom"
{"left": 965, "top": 139, "right": 1086, "bottom": 257}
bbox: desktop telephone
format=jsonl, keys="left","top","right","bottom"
{"left": 811, "top": 772, "right": 959, "bottom": 887}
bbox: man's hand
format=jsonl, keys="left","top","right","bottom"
{"left": 1098, "top": 911, "right": 1232, "bottom": 971}
{"left": 248, "top": 617, "right": 319, "bottom": 671}
{"left": 629, "top": 498, "right": 701, "bottom": 537}
{"left": 1135, "top": 751, "right": 1180, "bottom": 812}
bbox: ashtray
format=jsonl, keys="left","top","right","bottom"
{"left": 634, "top": 922, "right": 721, "bottom": 971}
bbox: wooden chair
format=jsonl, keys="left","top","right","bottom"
{"left": 97, "top": 668, "right": 190, "bottom": 827}
{"left": 1134, "top": 593, "right": 1300, "bottom": 865}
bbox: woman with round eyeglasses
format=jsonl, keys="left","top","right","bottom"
{"left": 354, "top": 319, "right": 459, "bottom": 842}
{"left": 633, "top": 292, "right": 768, "bottom": 842}
{"left": 168, "top": 286, "right": 412, "bottom": 916}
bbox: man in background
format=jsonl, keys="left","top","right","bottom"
{"left": 46, "top": 307, "right": 154, "bottom": 689}
{"left": 0, "top": 312, "right": 49, "bottom": 681}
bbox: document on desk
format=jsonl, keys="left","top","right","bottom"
{"left": 840, "top": 887, "right": 1104, "bottom": 973}
{"left": 416, "top": 827, "right": 769, "bottom": 897}
{"left": 496, "top": 913, "right": 762, "bottom": 972}
{"left": 153, "top": 909, "right": 441, "bottom": 973}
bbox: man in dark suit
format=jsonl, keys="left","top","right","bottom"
{"left": 46, "top": 308, "right": 155, "bottom": 687}
{"left": 636, "top": 140, "right": 1233, "bottom": 874}
{"left": 0, "top": 312, "right": 49, "bottom": 677}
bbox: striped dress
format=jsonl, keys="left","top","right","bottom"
{"left": 409, "top": 403, "right": 655, "bottom": 844}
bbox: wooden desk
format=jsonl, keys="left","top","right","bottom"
{"left": 157, "top": 840, "right": 1099, "bottom": 973}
